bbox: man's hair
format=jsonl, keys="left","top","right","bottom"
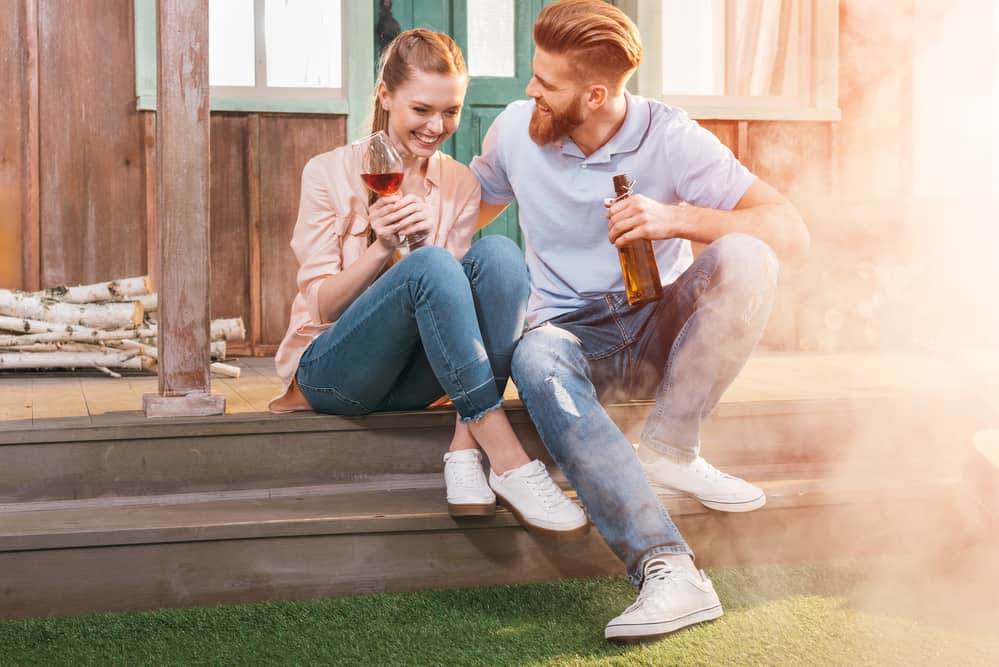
{"left": 533, "top": 0, "right": 642, "bottom": 87}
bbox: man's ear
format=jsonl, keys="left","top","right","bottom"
{"left": 586, "top": 84, "right": 608, "bottom": 109}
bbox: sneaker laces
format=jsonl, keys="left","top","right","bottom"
{"left": 624, "top": 559, "right": 678, "bottom": 614}
{"left": 449, "top": 458, "right": 485, "bottom": 489}
{"left": 521, "top": 462, "right": 572, "bottom": 510}
{"left": 691, "top": 457, "right": 736, "bottom": 481}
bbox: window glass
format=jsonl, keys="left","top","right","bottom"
{"left": 264, "top": 0, "right": 343, "bottom": 88}
{"left": 467, "top": 0, "right": 515, "bottom": 77}
{"left": 209, "top": 0, "right": 255, "bottom": 86}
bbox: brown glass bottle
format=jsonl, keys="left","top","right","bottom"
{"left": 612, "top": 173, "right": 663, "bottom": 305}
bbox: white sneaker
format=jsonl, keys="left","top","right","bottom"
{"left": 605, "top": 558, "right": 723, "bottom": 642}
{"left": 489, "top": 460, "right": 589, "bottom": 535}
{"left": 640, "top": 453, "right": 766, "bottom": 512}
{"left": 443, "top": 449, "right": 496, "bottom": 517}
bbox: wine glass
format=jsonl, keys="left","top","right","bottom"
{"left": 354, "top": 131, "right": 427, "bottom": 250}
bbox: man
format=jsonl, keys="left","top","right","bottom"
{"left": 469, "top": 0, "right": 809, "bottom": 643}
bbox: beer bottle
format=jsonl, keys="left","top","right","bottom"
{"left": 612, "top": 173, "right": 663, "bottom": 305}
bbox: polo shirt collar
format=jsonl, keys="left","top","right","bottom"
{"left": 562, "top": 92, "right": 651, "bottom": 164}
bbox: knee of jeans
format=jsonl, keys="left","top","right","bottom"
{"left": 511, "top": 326, "right": 586, "bottom": 394}
{"left": 465, "top": 236, "right": 528, "bottom": 291}
{"left": 409, "top": 245, "right": 465, "bottom": 285}
{"left": 713, "top": 233, "right": 779, "bottom": 289}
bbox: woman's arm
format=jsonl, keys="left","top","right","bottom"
{"left": 293, "top": 157, "right": 424, "bottom": 326}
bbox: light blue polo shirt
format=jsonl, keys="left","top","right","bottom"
{"left": 470, "top": 93, "right": 755, "bottom": 327}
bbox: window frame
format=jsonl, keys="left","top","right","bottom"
{"left": 620, "top": 0, "right": 841, "bottom": 121}
{"left": 134, "top": 0, "right": 374, "bottom": 139}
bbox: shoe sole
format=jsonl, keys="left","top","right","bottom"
{"left": 605, "top": 603, "right": 723, "bottom": 643}
{"left": 649, "top": 483, "right": 767, "bottom": 513}
{"left": 447, "top": 502, "right": 496, "bottom": 517}
{"left": 493, "top": 492, "right": 590, "bottom": 537}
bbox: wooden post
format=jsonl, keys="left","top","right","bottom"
{"left": 144, "top": 0, "right": 224, "bottom": 417}
{"left": 22, "top": 0, "right": 40, "bottom": 292}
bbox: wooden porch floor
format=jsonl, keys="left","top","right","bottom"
{"left": 1, "top": 351, "right": 994, "bottom": 429}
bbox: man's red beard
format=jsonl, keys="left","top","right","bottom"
{"left": 529, "top": 94, "right": 586, "bottom": 146}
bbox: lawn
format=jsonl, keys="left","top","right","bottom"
{"left": 2, "top": 558, "right": 997, "bottom": 666}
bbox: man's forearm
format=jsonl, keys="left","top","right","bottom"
{"left": 676, "top": 202, "right": 809, "bottom": 262}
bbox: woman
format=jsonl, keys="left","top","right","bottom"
{"left": 269, "top": 30, "right": 586, "bottom": 535}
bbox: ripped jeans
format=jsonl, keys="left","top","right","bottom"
{"left": 511, "top": 234, "right": 779, "bottom": 585}
{"left": 296, "top": 235, "right": 529, "bottom": 422}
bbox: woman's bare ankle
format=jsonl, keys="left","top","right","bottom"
{"left": 467, "top": 409, "right": 532, "bottom": 474}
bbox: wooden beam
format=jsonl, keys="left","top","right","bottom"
{"left": 144, "top": 0, "right": 223, "bottom": 417}
{"left": 247, "top": 114, "right": 262, "bottom": 354}
{"left": 22, "top": 0, "right": 40, "bottom": 292}
{"left": 143, "top": 112, "right": 157, "bottom": 292}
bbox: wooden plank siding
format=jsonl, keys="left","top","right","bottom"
{"left": 0, "top": 0, "right": 927, "bottom": 353}
{"left": 0, "top": 1, "right": 26, "bottom": 289}
{"left": 257, "top": 115, "right": 346, "bottom": 349}
{"left": 36, "top": 0, "right": 147, "bottom": 288}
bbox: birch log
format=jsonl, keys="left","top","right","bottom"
{"left": 0, "top": 291, "right": 143, "bottom": 329}
{"left": 119, "top": 340, "right": 239, "bottom": 378}
{"left": 40, "top": 276, "right": 152, "bottom": 303}
{"left": 118, "top": 339, "right": 226, "bottom": 360}
{"left": 0, "top": 350, "right": 156, "bottom": 370}
{"left": 0, "top": 327, "right": 157, "bottom": 347}
{"left": 210, "top": 318, "right": 245, "bottom": 342}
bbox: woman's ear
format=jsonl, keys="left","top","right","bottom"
{"left": 377, "top": 82, "right": 391, "bottom": 111}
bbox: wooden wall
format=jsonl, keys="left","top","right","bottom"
{"left": 1, "top": 0, "right": 944, "bottom": 353}
{"left": 0, "top": 0, "right": 345, "bottom": 354}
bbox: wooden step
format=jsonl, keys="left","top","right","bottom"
{"left": 0, "top": 464, "right": 971, "bottom": 619}
{"left": 0, "top": 394, "right": 976, "bottom": 504}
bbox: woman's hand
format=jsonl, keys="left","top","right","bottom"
{"left": 369, "top": 194, "right": 434, "bottom": 247}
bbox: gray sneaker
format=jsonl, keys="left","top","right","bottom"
{"left": 605, "top": 558, "right": 723, "bottom": 642}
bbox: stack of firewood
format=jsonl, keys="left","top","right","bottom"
{"left": 0, "top": 276, "right": 244, "bottom": 378}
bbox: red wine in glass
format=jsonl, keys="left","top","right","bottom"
{"left": 361, "top": 172, "right": 403, "bottom": 196}
{"left": 354, "top": 130, "right": 427, "bottom": 250}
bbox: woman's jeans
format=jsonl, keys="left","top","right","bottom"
{"left": 511, "top": 234, "right": 779, "bottom": 585}
{"left": 297, "top": 236, "right": 529, "bottom": 422}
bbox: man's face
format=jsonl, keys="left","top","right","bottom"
{"left": 526, "top": 48, "right": 588, "bottom": 146}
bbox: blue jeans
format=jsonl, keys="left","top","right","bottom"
{"left": 511, "top": 234, "right": 779, "bottom": 585}
{"left": 296, "top": 236, "right": 529, "bottom": 422}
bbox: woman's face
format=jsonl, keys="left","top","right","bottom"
{"left": 379, "top": 69, "right": 468, "bottom": 159}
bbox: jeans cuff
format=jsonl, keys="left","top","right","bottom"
{"left": 638, "top": 437, "right": 699, "bottom": 465}
{"left": 629, "top": 544, "right": 695, "bottom": 587}
{"left": 457, "top": 397, "right": 504, "bottom": 424}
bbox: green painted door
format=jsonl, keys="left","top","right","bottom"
{"left": 381, "top": 0, "right": 550, "bottom": 246}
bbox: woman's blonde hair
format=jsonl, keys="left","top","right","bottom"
{"left": 533, "top": 0, "right": 642, "bottom": 88}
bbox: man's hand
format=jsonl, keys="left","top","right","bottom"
{"left": 606, "top": 194, "right": 690, "bottom": 247}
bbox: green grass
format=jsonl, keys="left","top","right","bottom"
{"left": 2, "top": 562, "right": 997, "bottom": 666}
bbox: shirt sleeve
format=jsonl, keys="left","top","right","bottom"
{"left": 444, "top": 172, "right": 481, "bottom": 260}
{"left": 289, "top": 156, "right": 346, "bottom": 325}
{"left": 470, "top": 109, "right": 516, "bottom": 205}
{"left": 670, "top": 112, "right": 756, "bottom": 211}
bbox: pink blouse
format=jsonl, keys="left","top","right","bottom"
{"left": 269, "top": 145, "right": 481, "bottom": 413}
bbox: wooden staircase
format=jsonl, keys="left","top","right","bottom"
{"left": 0, "top": 389, "right": 987, "bottom": 620}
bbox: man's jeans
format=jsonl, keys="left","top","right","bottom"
{"left": 512, "top": 234, "right": 779, "bottom": 585}
{"left": 297, "top": 235, "right": 529, "bottom": 422}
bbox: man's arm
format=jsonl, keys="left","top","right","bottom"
{"left": 605, "top": 177, "right": 809, "bottom": 262}
{"left": 476, "top": 201, "right": 510, "bottom": 232}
